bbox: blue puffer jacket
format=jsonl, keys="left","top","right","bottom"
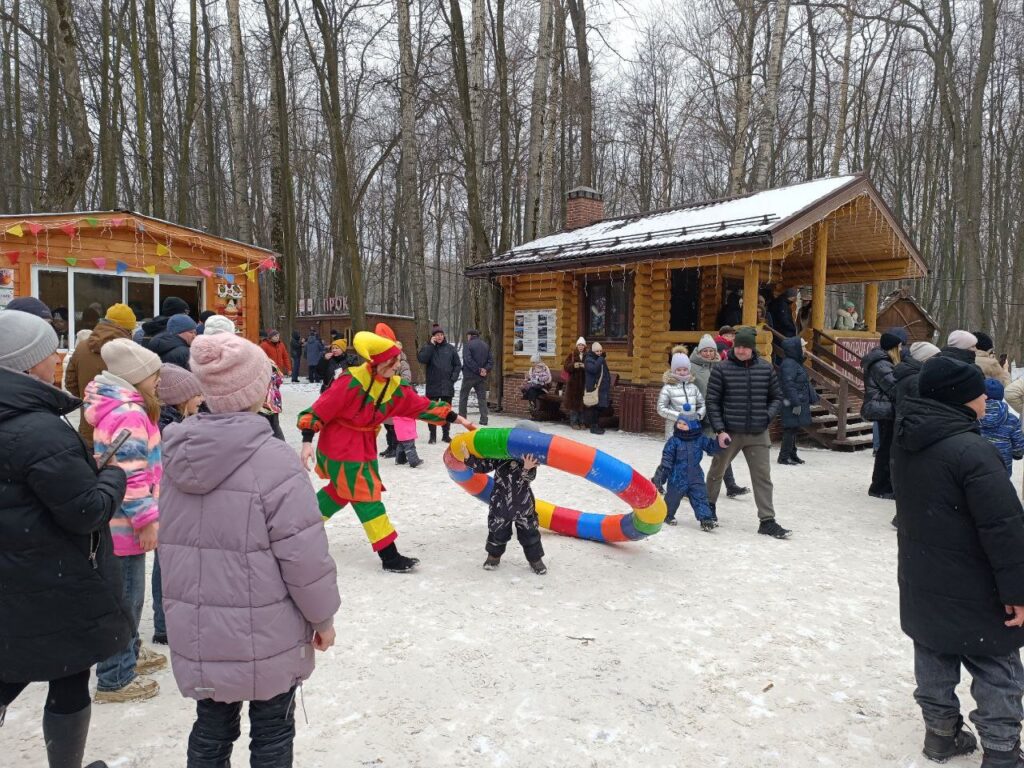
{"left": 779, "top": 336, "right": 819, "bottom": 429}
{"left": 979, "top": 399, "right": 1024, "bottom": 475}
{"left": 657, "top": 422, "right": 721, "bottom": 489}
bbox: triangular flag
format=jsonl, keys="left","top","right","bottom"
{"left": 65, "top": 257, "right": 77, "bottom": 266}
{"left": 172, "top": 259, "right": 191, "bottom": 273}
{"left": 27, "top": 223, "right": 44, "bottom": 236}
{"left": 156, "top": 243, "right": 170, "bottom": 256}
{"left": 225, "top": 273, "right": 234, "bottom": 284}
{"left": 214, "top": 266, "right": 225, "bottom": 277}
{"left": 143, "top": 265, "right": 157, "bottom": 275}
{"left": 5, "top": 224, "right": 24, "bottom": 237}
{"left": 110, "top": 217, "right": 125, "bottom": 228}
{"left": 85, "top": 217, "right": 100, "bottom": 227}
{"left": 34, "top": 250, "right": 47, "bottom": 260}
{"left": 258, "top": 257, "right": 277, "bottom": 271}
{"left": 199, "top": 268, "right": 213, "bottom": 277}
{"left": 116, "top": 261, "right": 128, "bottom": 275}
{"left": 246, "top": 268, "right": 257, "bottom": 283}
{"left": 137, "top": 223, "right": 146, "bottom": 233}
{"left": 92, "top": 257, "right": 107, "bottom": 269}
{"left": 4, "top": 251, "right": 19, "bottom": 265}
{"left": 60, "top": 223, "right": 78, "bottom": 237}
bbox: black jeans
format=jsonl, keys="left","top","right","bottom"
{"left": 290, "top": 355, "right": 301, "bottom": 382}
{"left": 458, "top": 379, "right": 489, "bottom": 424}
{"left": 187, "top": 687, "right": 297, "bottom": 768}
{"left": 914, "top": 641, "right": 1024, "bottom": 752}
{"left": 870, "top": 418, "right": 894, "bottom": 494}
{"left": 0, "top": 668, "right": 91, "bottom": 715}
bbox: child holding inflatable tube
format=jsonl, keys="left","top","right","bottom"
{"left": 655, "top": 417, "right": 722, "bottom": 531}
{"left": 454, "top": 421, "right": 547, "bottom": 575}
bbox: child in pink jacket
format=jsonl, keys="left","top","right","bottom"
{"left": 160, "top": 333, "right": 340, "bottom": 767}
{"left": 83, "top": 338, "right": 167, "bottom": 703}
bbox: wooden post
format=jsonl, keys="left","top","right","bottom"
{"left": 864, "top": 282, "right": 879, "bottom": 332}
{"left": 812, "top": 221, "right": 828, "bottom": 331}
{"left": 742, "top": 261, "right": 759, "bottom": 327}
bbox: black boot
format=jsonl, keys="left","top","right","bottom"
{"left": 395, "top": 444, "right": 407, "bottom": 465}
{"left": 791, "top": 444, "right": 806, "bottom": 464}
{"left": 981, "top": 743, "right": 1024, "bottom": 768}
{"left": 442, "top": 424, "right": 452, "bottom": 443}
{"left": 778, "top": 431, "right": 797, "bottom": 465}
{"left": 399, "top": 441, "right": 423, "bottom": 468}
{"left": 923, "top": 718, "right": 977, "bottom": 763}
{"left": 43, "top": 705, "right": 108, "bottom": 768}
{"left": 379, "top": 543, "right": 419, "bottom": 573}
{"left": 428, "top": 425, "right": 437, "bottom": 445}
{"left": 381, "top": 425, "right": 398, "bottom": 457}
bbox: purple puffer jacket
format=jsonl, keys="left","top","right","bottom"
{"left": 159, "top": 411, "right": 340, "bottom": 703}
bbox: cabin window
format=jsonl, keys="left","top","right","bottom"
{"left": 669, "top": 268, "right": 702, "bottom": 332}
{"left": 584, "top": 277, "right": 630, "bottom": 341}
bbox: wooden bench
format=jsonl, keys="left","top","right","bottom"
{"left": 524, "top": 372, "right": 620, "bottom": 427}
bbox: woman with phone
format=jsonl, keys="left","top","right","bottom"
{"left": 0, "top": 310, "right": 131, "bottom": 768}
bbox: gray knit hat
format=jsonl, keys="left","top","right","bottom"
{"left": 0, "top": 310, "right": 59, "bottom": 372}
{"left": 157, "top": 363, "right": 204, "bottom": 405}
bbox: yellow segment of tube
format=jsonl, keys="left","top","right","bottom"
{"left": 634, "top": 495, "right": 667, "bottom": 525}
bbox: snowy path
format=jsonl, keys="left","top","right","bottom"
{"left": 7, "top": 381, "right": 1022, "bottom": 767}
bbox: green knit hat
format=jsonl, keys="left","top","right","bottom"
{"left": 734, "top": 327, "right": 758, "bottom": 349}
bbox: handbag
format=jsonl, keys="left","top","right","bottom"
{"left": 583, "top": 366, "right": 604, "bottom": 408}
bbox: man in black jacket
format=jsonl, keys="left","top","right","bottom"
{"left": 894, "top": 356, "right": 1024, "bottom": 767}
{"left": 147, "top": 313, "right": 196, "bottom": 369}
{"left": 418, "top": 324, "right": 461, "bottom": 443}
{"left": 134, "top": 295, "right": 190, "bottom": 345}
{"left": 705, "top": 327, "right": 790, "bottom": 538}
{"left": 459, "top": 328, "right": 494, "bottom": 426}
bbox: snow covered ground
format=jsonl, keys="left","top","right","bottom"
{"left": 7, "top": 381, "right": 1023, "bottom": 767}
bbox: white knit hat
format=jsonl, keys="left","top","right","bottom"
{"left": 100, "top": 338, "right": 162, "bottom": 385}
{"left": 203, "top": 315, "right": 237, "bottom": 336}
{"left": 576, "top": 337, "right": 587, "bottom": 347}
{"left": 0, "top": 310, "right": 58, "bottom": 372}
{"left": 696, "top": 334, "right": 718, "bottom": 353}
{"left": 910, "top": 341, "right": 941, "bottom": 362}
{"left": 591, "top": 342, "right": 603, "bottom": 354}
{"left": 946, "top": 330, "right": 978, "bottom": 350}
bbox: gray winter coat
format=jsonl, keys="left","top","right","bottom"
{"left": 159, "top": 412, "right": 340, "bottom": 703}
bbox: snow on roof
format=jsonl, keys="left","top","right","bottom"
{"left": 471, "top": 175, "right": 861, "bottom": 274}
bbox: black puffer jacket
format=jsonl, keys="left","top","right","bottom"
{"left": 893, "top": 395, "right": 1024, "bottom": 656}
{"left": 0, "top": 369, "right": 132, "bottom": 683}
{"left": 860, "top": 347, "right": 896, "bottom": 422}
{"left": 417, "top": 340, "right": 461, "bottom": 399}
{"left": 891, "top": 357, "right": 923, "bottom": 413}
{"left": 148, "top": 330, "right": 191, "bottom": 369}
{"left": 940, "top": 346, "right": 977, "bottom": 366}
{"left": 706, "top": 349, "right": 783, "bottom": 435}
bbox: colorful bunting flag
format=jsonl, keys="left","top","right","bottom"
{"left": 199, "top": 268, "right": 213, "bottom": 277}
{"left": 64, "top": 257, "right": 77, "bottom": 266}
{"left": 26, "top": 223, "right": 44, "bottom": 236}
{"left": 225, "top": 273, "right": 234, "bottom": 284}
{"left": 60, "top": 224, "right": 78, "bottom": 237}
{"left": 85, "top": 217, "right": 100, "bottom": 227}
{"left": 110, "top": 217, "right": 125, "bottom": 228}
{"left": 5, "top": 224, "right": 24, "bottom": 237}
{"left": 172, "top": 259, "right": 191, "bottom": 273}
{"left": 214, "top": 266, "right": 225, "bottom": 277}
{"left": 143, "top": 265, "right": 157, "bottom": 275}
{"left": 4, "top": 251, "right": 19, "bottom": 265}
{"left": 92, "top": 257, "right": 107, "bottom": 269}
{"left": 246, "top": 268, "right": 257, "bottom": 283}
{"left": 156, "top": 243, "right": 170, "bottom": 256}
{"left": 34, "top": 250, "right": 47, "bottom": 260}
{"left": 258, "top": 257, "right": 277, "bottom": 271}
{"left": 116, "top": 261, "right": 128, "bottom": 275}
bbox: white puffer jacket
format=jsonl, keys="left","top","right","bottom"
{"left": 656, "top": 371, "right": 706, "bottom": 438}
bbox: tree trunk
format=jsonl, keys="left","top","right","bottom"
{"left": 397, "top": 0, "right": 430, "bottom": 346}
{"left": 830, "top": 1, "right": 854, "bottom": 176}
{"left": 804, "top": 6, "right": 817, "bottom": 179}
{"left": 226, "top": 0, "right": 252, "bottom": 242}
{"left": 728, "top": 0, "right": 755, "bottom": 195}
{"left": 126, "top": 0, "right": 150, "bottom": 213}
{"left": 539, "top": 0, "right": 564, "bottom": 234}
{"left": 43, "top": 0, "right": 93, "bottom": 209}
{"left": 175, "top": 0, "right": 199, "bottom": 223}
{"left": 752, "top": 0, "right": 789, "bottom": 190}
{"left": 144, "top": 0, "right": 164, "bottom": 217}
{"left": 565, "top": 0, "right": 593, "bottom": 187}
{"left": 523, "top": 0, "right": 553, "bottom": 242}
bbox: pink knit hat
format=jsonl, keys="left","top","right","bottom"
{"left": 189, "top": 334, "right": 271, "bottom": 413}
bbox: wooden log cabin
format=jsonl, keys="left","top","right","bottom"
{"left": 466, "top": 174, "right": 928, "bottom": 449}
{"left": 0, "top": 211, "right": 272, "bottom": 349}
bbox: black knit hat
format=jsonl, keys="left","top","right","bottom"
{"left": 734, "top": 327, "right": 758, "bottom": 349}
{"left": 972, "top": 331, "right": 994, "bottom": 352}
{"left": 161, "top": 296, "right": 190, "bottom": 317}
{"left": 918, "top": 356, "right": 985, "bottom": 406}
{"left": 431, "top": 324, "right": 444, "bottom": 335}
{"left": 880, "top": 332, "right": 903, "bottom": 351}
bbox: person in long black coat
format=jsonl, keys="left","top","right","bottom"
{"left": 583, "top": 343, "right": 612, "bottom": 435}
{"left": 0, "top": 311, "right": 131, "bottom": 767}
{"left": 417, "top": 324, "right": 462, "bottom": 443}
{"left": 861, "top": 331, "right": 902, "bottom": 499}
{"left": 893, "top": 356, "right": 1024, "bottom": 765}
{"left": 777, "top": 336, "right": 817, "bottom": 465}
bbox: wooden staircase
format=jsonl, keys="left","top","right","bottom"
{"left": 772, "top": 328, "right": 876, "bottom": 451}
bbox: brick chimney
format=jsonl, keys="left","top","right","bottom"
{"left": 565, "top": 187, "right": 604, "bottom": 231}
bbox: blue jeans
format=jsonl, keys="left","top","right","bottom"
{"left": 96, "top": 554, "right": 146, "bottom": 692}
{"left": 665, "top": 480, "right": 712, "bottom": 522}
{"left": 913, "top": 641, "right": 1024, "bottom": 752}
{"left": 152, "top": 551, "right": 165, "bottom": 637}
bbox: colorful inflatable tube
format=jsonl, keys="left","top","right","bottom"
{"left": 444, "top": 427, "right": 667, "bottom": 543}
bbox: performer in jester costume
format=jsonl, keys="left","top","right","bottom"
{"left": 298, "top": 330, "right": 475, "bottom": 572}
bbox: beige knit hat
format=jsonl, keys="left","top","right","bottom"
{"left": 100, "top": 338, "right": 162, "bottom": 385}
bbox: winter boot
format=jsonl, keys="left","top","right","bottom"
{"left": 43, "top": 705, "right": 109, "bottom": 768}
{"left": 569, "top": 411, "right": 579, "bottom": 429}
{"left": 379, "top": 543, "right": 419, "bottom": 573}
{"left": 94, "top": 677, "right": 159, "bottom": 704}
{"left": 396, "top": 445, "right": 407, "bottom": 465}
{"left": 442, "top": 424, "right": 452, "bottom": 443}
{"left": 483, "top": 555, "right": 501, "bottom": 570}
{"left": 981, "top": 743, "right": 1024, "bottom": 768}
{"left": 757, "top": 519, "right": 792, "bottom": 539}
{"left": 380, "top": 425, "right": 398, "bottom": 458}
{"left": 778, "top": 431, "right": 797, "bottom": 465}
{"left": 708, "top": 502, "right": 718, "bottom": 525}
{"left": 135, "top": 646, "right": 167, "bottom": 675}
{"left": 726, "top": 485, "right": 749, "bottom": 498}
{"left": 428, "top": 425, "right": 437, "bottom": 445}
{"left": 399, "top": 441, "right": 423, "bottom": 468}
{"left": 529, "top": 558, "right": 547, "bottom": 575}
{"left": 922, "top": 718, "right": 977, "bottom": 763}
{"left": 151, "top": 632, "right": 167, "bottom": 645}
{"left": 791, "top": 445, "right": 806, "bottom": 465}
{"left": 665, "top": 517, "right": 678, "bottom": 526}
{"left": 700, "top": 519, "right": 716, "bottom": 532}
{"left": 590, "top": 423, "right": 606, "bottom": 435}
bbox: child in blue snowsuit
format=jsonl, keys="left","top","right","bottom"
{"left": 979, "top": 378, "right": 1024, "bottom": 476}
{"left": 655, "top": 417, "right": 721, "bottom": 531}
